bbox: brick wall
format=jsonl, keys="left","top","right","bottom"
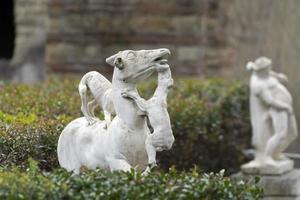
{"left": 47, "top": 0, "right": 233, "bottom": 76}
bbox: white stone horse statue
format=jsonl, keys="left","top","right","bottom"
{"left": 57, "top": 48, "right": 173, "bottom": 174}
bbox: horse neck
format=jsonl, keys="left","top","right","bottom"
{"left": 112, "top": 75, "right": 145, "bottom": 129}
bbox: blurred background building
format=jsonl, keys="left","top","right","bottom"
{"left": 0, "top": 0, "right": 300, "bottom": 156}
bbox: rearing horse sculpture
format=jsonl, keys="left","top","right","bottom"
{"left": 57, "top": 48, "right": 172, "bottom": 174}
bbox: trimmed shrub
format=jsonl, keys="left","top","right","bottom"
{"left": 0, "top": 119, "right": 64, "bottom": 170}
{"left": 0, "top": 77, "right": 251, "bottom": 173}
{"left": 0, "top": 160, "right": 262, "bottom": 200}
{"left": 154, "top": 79, "right": 251, "bottom": 174}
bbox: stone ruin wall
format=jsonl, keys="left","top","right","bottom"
{"left": 47, "top": 0, "right": 234, "bottom": 76}
{"left": 13, "top": 0, "right": 300, "bottom": 82}
{"left": 10, "top": 0, "right": 47, "bottom": 83}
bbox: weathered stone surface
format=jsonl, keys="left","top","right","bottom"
{"left": 234, "top": 169, "right": 300, "bottom": 199}
{"left": 177, "top": 46, "right": 203, "bottom": 62}
{"left": 264, "top": 197, "right": 300, "bottom": 200}
{"left": 242, "top": 159, "right": 294, "bottom": 175}
{"left": 260, "top": 170, "right": 300, "bottom": 196}
{"left": 46, "top": 0, "right": 230, "bottom": 75}
{"left": 12, "top": 0, "right": 47, "bottom": 83}
{"left": 0, "top": 60, "right": 14, "bottom": 80}
{"left": 9, "top": 0, "right": 232, "bottom": 77}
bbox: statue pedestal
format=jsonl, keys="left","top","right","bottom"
{"left": 241, "top": 159, "right": 294, "bottom": 175}
{"left": 234, "top": 169, "right": 300, "bottom": 200}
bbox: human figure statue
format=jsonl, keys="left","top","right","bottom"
{"left": 242, "top": 56, "right": 298, "bottom": 174}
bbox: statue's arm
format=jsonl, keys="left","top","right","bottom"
{"left": 121, "top": 90, "right": 147, "bottom": 113}
{"left": 257, "top": 89, "right": 292, "bottom": 114}
{"left": 270, "top": 70, "right": 288, "bottom": 84}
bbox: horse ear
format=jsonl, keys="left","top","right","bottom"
{"left": 106, "top": 53, "right": 118, "bottom": 67}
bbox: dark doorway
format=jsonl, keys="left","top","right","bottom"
{"left": 0, "top": 0, "right": 15, "bottom": 59}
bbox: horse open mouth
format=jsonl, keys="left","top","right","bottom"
{"left": 154, "top": 55, "right": 168, "bottom": 65}
{"left": 153, "top": 51, "right": 170, "bottom": 68}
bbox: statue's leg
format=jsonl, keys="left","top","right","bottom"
{"left": 142, "top": 132, "right": 174, "bottom": 176}
{"left": 145, "top": 135, "right": 157, "bottom": 165}
{"left": 79, "top": 84, "right": 96, "bottom": 125}
{"left": 265, "top": 110, "right": 289, "bottom": 161}
{"left": 87, "top": 99, "right": 97, "bottom": 117}
{"left": 141, "top": 135, "right": 156, "bottom": 176}
{"left": 104, "top": 110, "right": 111, "bottom": 129}
{"left": 253, "top": 118, "right": 272, "bottom": 164}
{"left": 273, "top": 114, "right": 298, "bottom": 160}
{"left": 79, "top": 84, "right": 91, "bottom": 120}
{"left": 106, "top": 157, "right": 132, "bottom": 172}
{"left": 83, "top": 100, "right": 97, "bottom": 125}
{"left": 289, "top": 115, "right": 298, "bottom": 141}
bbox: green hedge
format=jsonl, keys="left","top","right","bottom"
{"left": 0, "top": 76, "right": 251, "bottom": 173}
{"left": 0, "top": 160, "right": 262, "bottom": 200}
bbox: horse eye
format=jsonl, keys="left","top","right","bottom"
{"left": 127, "top": 52, "right": 136, "bottom": 60}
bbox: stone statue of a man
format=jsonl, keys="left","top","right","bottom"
{"left": 242, "top": 56, "right": 298, "bottom": 174}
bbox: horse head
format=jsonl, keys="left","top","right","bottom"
{"left": 106, "top": 48, "right": 171, "bottom": 84}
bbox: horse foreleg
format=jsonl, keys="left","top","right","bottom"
{"left": 107, "top": 156, "right": 132, "bottom": 172}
